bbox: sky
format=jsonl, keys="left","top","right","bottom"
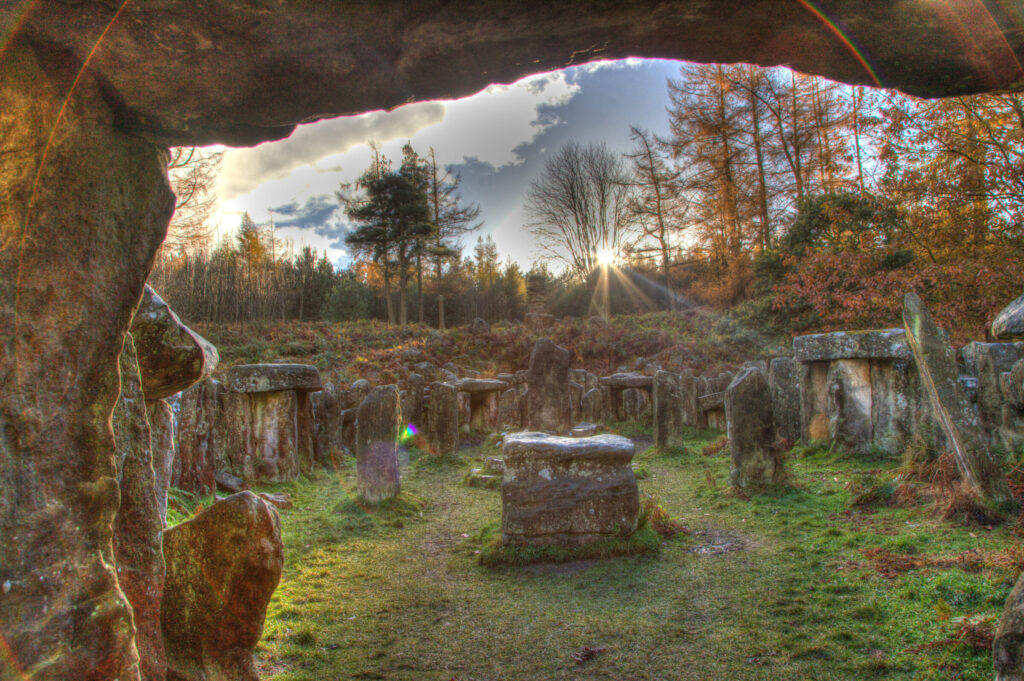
{"left": 212, "top": 58, "right": 683, "bottom": 270}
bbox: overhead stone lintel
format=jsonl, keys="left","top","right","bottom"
{"left": 599, "top": 372, "right": 654, "bottom": 389}
{"left": 793, "top": 329, "right": 911, "bottom": 363}
{"left": 224, "top": 364, "right": 322, "bottom": 393}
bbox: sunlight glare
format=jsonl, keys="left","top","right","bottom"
{"left": 596, "top": 248, "right": 616, "bottom": 267}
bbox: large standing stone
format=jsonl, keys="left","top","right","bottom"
{"left": 769, "top": 357, "right": 801, "bottom": 444}
{"left": 527, "top": 339, "right": 572, "bottom": 434}
{"left": 130, "top": 285, "right": 219, "bottom": 400}
{"left": 147, "top": 398, "right": 177, "bottom": 524}
{"left": 174, "top": 377, "right": 219, "bottom": 497}
{"left": 501, "top": 433, "right": 639, "bottom": 546}
{"left": 995, "top": 570, "right": 1024, "bottom": 681}
{"left": 826, "top": 359, "right": 873, "bottom": 455}
{"left": 311, "top": 382, "right": 344, "bottom": 467}
{"left": 161, "top": 492, "right": 283, "bottom": 681}
{"left": 581, "top": 388, "right": 605, "bottom": 424}
{"left": 499, "top": 388, "right": 521, "bottom": 430}
{"left": 356, "top": 385, "right": 401, "bottom": 502}
{"left": 426, "top": 381, "right": 459, "bottom": 455}
{"left": 653, "top": 370, "right": 685, "bottom": 449}
{"left": 680, "top": 369, "right": 704, "bottom": 428}
{"left": 902, "top": 293, "right": 1015, "bottom": 511}
{"left": 404, "top": 372, "right": 426, "bottom": 429}
{"left": 971, "top": 342, "right": 1024, "bottom": 429}
{"left": 0, "top": 43, "right": 175, "bottom": 681}
{"left": 993, "top": 290, "right": 1024, "bottom": 341}
{"left": 112, "top": 334, "right": 166, "bottom": 681}
{"left": 726, "top": 367, "right": 782, "bottom": 489}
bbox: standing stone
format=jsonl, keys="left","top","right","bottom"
{"left": 527, "top": 339, "right": 572, "bottom": 434}
{"left": 569, "top": 380, "right": 584, "bottom": 423}
{"left": 902, "top": 292, "right": 1016, "bottom": 511}
{"left": 769, "top": 357, "right": 801, "bottom": 444}
{"left": 356, "top": 385, "right": 402, "bottom": 502}
{"left": 350, "top": 378, "right": 371, "bottom": 405}
{"left": 426, "top": 381, "right": 459, "bottom": 455}
{"left": 680, "top": 369, "right": 704, "bottom": 428}
{"left": 405, "top": 372, "right": 426, "bottom": 429}
{"left": 501, "top": 433, "right": 639, "bottom": 546}
{"left": 992, "top": 289, "right": 1024, "bottom": 340}
{"left": 147, "top": 399, "right": 177, "bottom": 524}
{"left": 653, "top": 370, "right": 685, "bottom": 449}
{"left": 995, "top": 570, "right": 1024, "bottom": 681}
{"left": 112, "top": 334, "right": 166, "bottom": 681}
{"left": 581, "top": 388, "right": 605, "bottom": 424}
{"left": 826, "top": 359, "right": 873, "bottom": 455}
{"left": 311, "top": 383, "right": 344, "bottom": 467}
{"left": 499, "top": 388, "right": 521, "bottom": 430}
{"left": 973, "top": 342, "right": 1024, "bottom": 430}
{"left": 726, "top": 367, "right": 782, "bottom": 489}
{"left": 175, "top": 377, "right": 219, "bottom": 497}
{"left": 162, "top": 492, "right": 283, "bottom": 681}
{"left": 800, "top": 361, "right": 831, "bottom": 443}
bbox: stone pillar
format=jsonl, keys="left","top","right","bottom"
{"left": 175, "top": 377, "right": 220, "bottom": 497}
{"left": 826, "top": 359, "right": 873, "bottom": 455}
{"left": 426, "top": 382, "right": 459, "bottom": 455}
{"left": 726, "top": 368, "right": 782, "bottom": 489}
{"left": 356, "top": 385, "right": 401, "bottom": 502}
{"left": 499, "top": 388, "right": 521, "bottom": 430}
{"left": 147, "top": 399, "right": 177, "bottom": 524}
{"left": 768, "top": 357, "right": 800, "bottom": 444}
{"left": 0, "top": 42, "right": 175, "bottom": 680}
{"left": 526, "top": 339, "right": 572, "bottom": 434}
{"left": 653, "top": 370, "right": 685, "bottom": 449}
{"left": 680, "top": 369, "right": 704, "bottom": 428}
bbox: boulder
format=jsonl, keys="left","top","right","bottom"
{"left": 571, "top": 423, "right": 598, "bottom": 437}
{"left": 768, "top": 357, "right": 801, "bottom": 444}
{"left": 161, "top": 492, "right": 283, "bottom": 681}
{"left": 993, "top": 290, "right": 1024, "bottom": 340}
{"left": 224, "top": 363, "right": 321, "bottom": 394}
{"left": 994, "top": 570, "right": 1024, "bottom": 681}
{"left": 214, "top": 470, "right": 247, "bottom": 494}
{"left": 793, "top": 329, "right": 911, "bottom": 362}
{"left": 174, "top": 377, "right": 219, "bottom": 497}
{"left": 902, "top": 292, "right": 1015, "bottom": 511}
{"left": 726, "top": 367, "right": 782, "bottom": 489}
{"left": 526, "top": 339, "right": 572, "bottom": 435}
{"left": 130, "top": 284, "right": 219, "bottom": 400}
{"left": 501, "top": 433, "right": 638, "bottom": 546}
{"left": 356, "top": 385, "right": 402, "bottom": 502}
{"left": 426, "top": 381, "right": 459, "bottom": 455}
{"left": 653, "top": 370, "right": 685, "bottom": 449}
{"left": 111, "top": 333, "right": 166, "bottom": 681}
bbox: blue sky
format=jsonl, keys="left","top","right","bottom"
{"left": 213, "top": 58, "right": 682, "bottom": 269}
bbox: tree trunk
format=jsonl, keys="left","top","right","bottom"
{"left": 382, "top": 260, "right": 394, "bottom": 325}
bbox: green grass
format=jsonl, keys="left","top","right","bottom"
{"left": 252, "top": 432, "right": 1019, "bottom": 680}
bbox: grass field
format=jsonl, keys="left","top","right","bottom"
{"left": 239, "top": 426, "right": 1021, "bottom": 681}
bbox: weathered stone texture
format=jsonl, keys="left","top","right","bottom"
{"left": 527, "top": 339, "right": 572, "bottom": 434}
{"left": 793, "top": 329, "right": 910, "bottom": 362}
{"left": 174, "top": 377, "right": 219, "bottom": 497}
{"left": 501, "top": 433, "right": 638, "bottom": 546}
{"left": 130, "top": 284, "right": 219, "bottom": 400}
{"left": 826, "top": 360, "right": 873, "bottom": 455}
{"left": 112, "top": 334, "right": 166, "bottom": 681}
{"left": 726, "top": 368, "right": 782, "bottom": 489}
{"left": 768, "top": 357, "right": 800, "bottom": 444}
{"left": 426, "top": 381, "right": 459, "bottom": 455}
{"left": 993, "top": 290, "right": 1024, "bottom": 341}
{"left": 995, "top": 570, "right": 1024, "bottom": 681}
{"left": 217, "top": 390, "right": 301, "bottom": 483}
{"left": 161, "top": 492, "right": 283, "bottom": 681}
{"left": 224, "top": 363, "right": 322, "bottom": 393}
{"left": 653, "top": 370, "right": 685, "bottom": 449}
{"left": 147, "top": 398, "right": 177, "bottom": 524}
{"left": 972, "top": 342, "right": 1024, "bottom": 429}
{"left": 356, "top": 385, "right": 402, "bottom": 502}
{"left": 499, "top": 388, "right": 521, "bottom": 430}
{"left": 581, "top": 388, "right": 605, "bottom": 424}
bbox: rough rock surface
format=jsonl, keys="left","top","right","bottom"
{"left": 499, "top": 388, "right": 521, "bottom": 430}
{"left": 995, "top": 570, "right": 1024, "bottom": 681}
{"left": 427, "top": 381, "right": 459, "bottom": 456}
{"left": 769, "top": 357, "right": 801, "bottom": 444}
{"left": 0, "top": 41, "right": 175, "bottom": 681}
{"left": 224, "top": 363, "right": 322, "bottom": 393}
{"left": 581, "top": 388, "right": 605, "bottom": 424}
{"left": 130, "top": 284, "right": 219, "bottom": 399}
{"left": 404, "top": 372, "right": 426, "bottom": 429}
{"left": 527, "top": 339, "right": 572, "bottom": 435}
{"left": 217, "top": 390, "right": 301, "bottom": 483}
{"left": 903, "top": 293, "right": 1015, "bottom": 510}
{"left": 680, "top": 369, "right": 704, "bottom": 428}
{"left": 826, "top": 360, "right": 874, "bottom": 455}
{"left": 993, "top": 290, "right": 1024, "bottom": 341}
{"left": 311, "top": 383, "right": 344, "bottom": 467}
{"left": 793, "top": 329, "right": 910, "bottom": 362}
{"left": 726, "top": 368, "right": 782, "bottom": 489}
{"left": 501, "top": 432, "right": 638, "bottom": 546}
{"left": 161, "top": 492, "right": 283, "bottom": 681}
{"left": 972, "top": 342, "right": 1024, "bottom": 429}
{"left": 356, "top": 385, "right": 402, "bottom": 502}
{"left": 147, "top": 398, "right": 177, "bottom": 524}
{"left": 111, "top": 333, "right": 166, "bottom": 681}
{"left": 174, "top": 377, "right": 219, "bottom": 497}
{"left": 653, "top": 370, "right": 685, "bottom": 449}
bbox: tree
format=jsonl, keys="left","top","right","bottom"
{"left": 525, "top": 141, "right": 634, "bottom": 282}
{"left": 163, "top": 146, "right": 223, "bottom": 258}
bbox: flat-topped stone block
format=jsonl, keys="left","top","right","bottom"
{"left": 501, "top": 432, "right": 638, "bottom": 547}
{"left": 225, "top": 363, "right": 322, "bottom": 393}
{"left": 698, "top": 392, "right": 725, "bottom": 411}
{"left": 794, "top": 329, "right": 910, "bottom": 362}
{"left": 599, "top": 372, "right": 654, "bottom": 389}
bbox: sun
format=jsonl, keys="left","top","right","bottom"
{"left": 596, "top": 248, "right": 616, "bottom": 267}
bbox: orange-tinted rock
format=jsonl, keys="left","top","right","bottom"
{"left": 161, "top": 492, "right": 283, "bottom": 681}
{"left": 174, "top": 377, "right": 220, "bottom": 497}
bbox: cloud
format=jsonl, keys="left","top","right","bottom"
{"left": 218, "top": 102, "right": 447, "bottom": 201}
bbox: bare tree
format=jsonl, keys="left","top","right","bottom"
{"left": 163, "top": 146, "right": 223, "bottom": 257}
{"left": 525, "top": 141, "right": 634, "bottom": 282}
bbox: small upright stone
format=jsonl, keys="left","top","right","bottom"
{"left": 903, "top": 292, "right": 1015, "bottom": 511}
{"left": 501, "top": 433, "right": 638, "bottom": 546}
{"left": 175, "top": 377, "right": 219, "bottom": 497}
{"left": 356, "top": 385, "right": 402, "bottom": 502}
{"left": 581, "top": 388, "right": 605, "bottom": 424}
{"left": 768, "top": 357, "right": 800, "bottom": 444}
{"left": 726, "top": 367, "right": 782, "bottom": 489}
{"left": 653, "top": 370, "right": 685, "bottom": 449}
{"left": 527, "top": 338, "right": 572, "bottom": 434}
{"left": 499, "top": 388, "right": 521, "bottom": 430}
{"left": 162, "top": 492, "right": 283, "bottom": 681}
{"left": 427, "top": 381, "right": 459, "bottom": 455}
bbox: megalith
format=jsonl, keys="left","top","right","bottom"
{"left": 768, "top": 357, "right": 801, "bottom": 444}
{"left": 726, "top": 367, "right": 782, "bottom": 489}
{"left": 356, "top": 385, "right": 402, "bottom": 502}
{"left": 161, "top": 492, "right": 283, "bottom": 681}
{"left": 426, "top": 381, "right": 459, "bottom": 455}
{"left": 527, "top": 339, "right": 572, "bottom": 434}
{"left": 175, "top": 377, "right": 220, "bottom": 497}
{"left": 653, "top": 370, "right": 685, "bottom": 449}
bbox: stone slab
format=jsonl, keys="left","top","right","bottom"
{"left": 793, "top": 328, "right": 910, "bottom": 362}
